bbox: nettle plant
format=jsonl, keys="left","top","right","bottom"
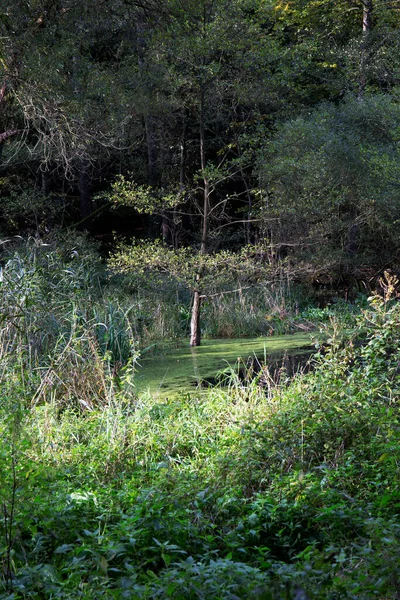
{"left": 355, "top": 272, "right": 400, "bottom": 388}
{"left": 316, "top": 271, "right": 400, "bottom": 397}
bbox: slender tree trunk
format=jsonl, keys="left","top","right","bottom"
{"left": 0, "top": 130, "right": 20, "bottom": 144}
{"left": 362, "top": 0, "right": 373, "bottom": 33}
{"left": 190, "top": 281, "right": 202, "bottom": 347}
{"left": 199, "top": 87, "right": 210, "bottom": 257}
{"left": 240, "top": 171, "right": 253, "bottom": 245}
{"left": 41, "top": 171, "right": 50, "bottom": 196}
{"left": 179, "top": 121, "right": 186, "bottom": 193}
{"left": 145, "top": 114, "right": 158, "bottom": 186}
{"left": 232, "top": 127, "right": 253, "bottom": 244}
{"left": 78, "top": 159, "right": 92, "bottom": 221}
{"left": 137, "top": 14, "right": 165, "bottom": 239}
{"left": 359, "top": 0, "right": 373, "bottom": 94}
{"left": 170, "top": 118, "right": 187, "bottom": 248}
{"left": 346, "top": 222, "right": 359, "bottom": 256}
{"left": 190, "top": 84, "right": 209, "bottom": 346}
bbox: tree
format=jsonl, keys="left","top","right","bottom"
{"left": 257, "top": 91, "right": 400, "bottom": 282}
{"left": 0, "top": 1, "right": 144, "bottom": 217}
{"left": 105, "top": 0, "right": 283, "bottom": 345}
{"left": 141, "top": 0, "right": 282, "bottom": 344}
{"left": 109, "top": 238, "right": 277, "bottom": 345}
{"left": 271, "top": 0, "right": 400, "bottom": 98}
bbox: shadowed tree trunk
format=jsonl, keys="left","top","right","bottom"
{"left": 137, "top": 13, "right": 166, "bottom": 239}
{"left": 362, "top": 0, "right": 373, "bottom": 33}
{"left": 78, "top": 160, "right": 92, "bottom": 222}
{"left": 0, "top": 129, "right": 21, "bottom": 162}
{"left": 359, "top": 0, "right": 373, "bottom": 93}
{"left": 190, "top": 84, "right": 209, "bottom": 347}
{"left": 171, "top": 118, "right": 187, "bottom": 248}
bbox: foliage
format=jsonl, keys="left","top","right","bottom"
{"left": 1, "top": 247, "right": 400, "bottom": 598}
{"left": 1, "top": 0, "right": 400, "bottom": 591}
{"left": 0, "top": 182, "right": 66, "bottom": 235}
{"left": 257, "top": 91, "right": 400, "bottom": 274}
{"left": 1, "top": 0, "right": 399, "bottom": 299}
{"left": 0, "top": 235, "right": 138, "bottom": 411}
{"left": 107, "top": 174, "right": 181, "bottom": 214}
{"left": 110, "top": 238, "right": 278, "bottom": 293}
{"left": 0, "top": 0, "right": 131, "bottom": 177}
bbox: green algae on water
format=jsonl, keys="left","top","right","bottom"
{"left": 135, "top": 333, "right": 313, "bottom": 396}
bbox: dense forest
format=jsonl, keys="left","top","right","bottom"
{"left": 2, "top": 0, "right": 400, "bottom": 340}
{"left": 1, "top": 1, "right": 400, "bottom": 598}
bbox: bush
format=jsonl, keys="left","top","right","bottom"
{"left": 1, "top": 253, "right": 400, "bottom": 599}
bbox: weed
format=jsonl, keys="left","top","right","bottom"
{"left": 1, "top": 241, "right": 399, "bottom": 599}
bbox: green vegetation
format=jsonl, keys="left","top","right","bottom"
{"left": 2, "top": 1, "right": 400, "bottom": 339}
{"left": 1, "top": 1, "right": 400, "bottom": 597}
{"left": 135, "top": 334, "right": 312, "bottom": 396}
{"left": 1, "top": 242, "right": 400, "bottom": 598}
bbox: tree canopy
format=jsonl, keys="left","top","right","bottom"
{"left": 1, "top": 0, "right": 400, "bottom": 341}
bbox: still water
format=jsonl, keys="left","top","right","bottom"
{"left": 135, "top": 333, "right": 313, "bottom": 396}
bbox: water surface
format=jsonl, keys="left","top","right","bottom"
{"left": 135, "top": 333, "right": 313, "bottom": 396}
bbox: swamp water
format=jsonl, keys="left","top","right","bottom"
{"left": 135, "top": 333, "right": 314, "bottom": 396}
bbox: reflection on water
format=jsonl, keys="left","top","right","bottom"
{"left": 200, "top": 349, "right": 314, "bottom": 389}
{"left": 135, "top": 333, "right": 314, "bottom": 396}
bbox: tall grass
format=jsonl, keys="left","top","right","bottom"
{"left": 0, "top": 235, "right": 138, "bottom": 411}
{"left": 201, "top": 283, "right": 296, "bottom": 338}
{"left": 2, "top": 238, "right": 398, "bottom": 599}
{"left": 115, "top": 275, "right": 318, "bottom": 343}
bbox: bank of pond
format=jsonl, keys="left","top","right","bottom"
{"left": 2, "top": 287, "right": 400, "bottom": 599}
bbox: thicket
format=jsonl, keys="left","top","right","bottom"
{"left": 1, "top": 1, "right": 399, "bottom": 593}
{"left": 2, "top": 0, "right": 400, "bottom": 295}
{"left": 0, "top": 243, "right": 399, "bottom": 598}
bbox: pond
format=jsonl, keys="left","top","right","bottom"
{"left": 135, "top": 332, "right": 314, "bottom": 396}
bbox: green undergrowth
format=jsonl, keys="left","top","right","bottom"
{"left": 0, "top": 235, "right": 324, "bottom": 360}
{"left": 1, "top": 239, "right": 399, "bottom": 598}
